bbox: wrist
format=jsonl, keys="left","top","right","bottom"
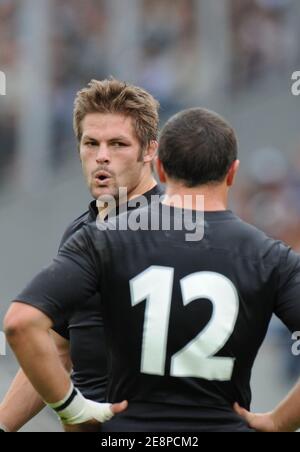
{"left": 46, "top": 383, "right": 113, "bottom": 425}
{"left": 47, "top": 384, "right": 81, "bottom": 425}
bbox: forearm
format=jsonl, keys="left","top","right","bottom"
{"left": 272, "top": 381, "right": 300, "bottom": 432}
{"left": 0, "top": 369, "right": 45, "bottom": 432}
{"left": 4, "top": 305, "right": 125, "bottom": 430}
{"left": 6, "top": 327, "right": 71, "bottom": 404}
{"left": 0, "top": 331, "right": 72, "bottom": 432}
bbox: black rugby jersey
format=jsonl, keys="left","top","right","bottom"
{"left": 15, "top": 204, "right": 300, "bottom": 431}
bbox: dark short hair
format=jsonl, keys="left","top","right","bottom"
{"left": 158, "top": 108, "right": 238, "bottom": 187}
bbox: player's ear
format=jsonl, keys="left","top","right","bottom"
{"left": 78, "top": 139, "right": 84, "bottom": 161}
{"left": 78, "top": 144, "right": 82, "bottom": 160}
{"left": 143, "top": 141, "right": 158, "bottom": 164}
{"left": 227, "top": 160, "right": 240, "bottom": 187}
{"left": 156, "top": 158, "right": 167, "bottom": 183}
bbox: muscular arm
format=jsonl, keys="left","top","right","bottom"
{"left": 4, "top": 303, "right": 126, "bottom": 431}
{"left": 4, "top": 304, "right": 71, "bottom": 403}
{"left": 0, "top": 326, "right": 71, "bottom": 432}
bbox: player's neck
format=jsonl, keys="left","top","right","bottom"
{"left": 127, "top": 174, "right": 157, "bottom": 202}
{"left": 163, "top": 183, "right": 228, "bottom": 212}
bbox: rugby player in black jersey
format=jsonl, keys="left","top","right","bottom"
{"left": 5, "top": 108, "right": 300, "bottom": 432}
{"left": 0, "top": 78, "right": 162, "bottom": 432}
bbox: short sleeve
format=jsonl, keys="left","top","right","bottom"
{"left": 14, "top": 227, "right": 101, "bottom": 326}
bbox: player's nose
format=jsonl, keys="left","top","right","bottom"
{"left": 96, "top": 144, "right": 110, "bottom": 164}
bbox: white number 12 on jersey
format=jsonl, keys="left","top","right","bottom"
{"left": 130, "top": 266, "right": 239, "bottom": 381}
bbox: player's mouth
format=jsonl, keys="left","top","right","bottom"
{"left": 94, "top": 170, "right": 113, "bottom": 186}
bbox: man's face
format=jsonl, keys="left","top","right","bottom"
{"left": 79, "top": 113, "right": 146, "bottom": 200}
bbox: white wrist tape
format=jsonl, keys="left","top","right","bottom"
{"left": 47, "top": 384, "right": 114, "bottom": 425}
{"left": 0, "top": 423, "right": 9, "bottom": 432}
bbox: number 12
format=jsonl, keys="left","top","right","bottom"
{"left": 130, "top": 266, "right": 239, "bottom": 381}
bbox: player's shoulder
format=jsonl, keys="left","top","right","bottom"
{"left": 232, "top": 215, "right": 297, "bottom": 264}
{"left": 59, "top": 210, "right": 89, "bottom": 248}
{"left": 58, "top": 209, "right": 91, "bottom": 250}
{"left": 231, "top": 215, "right": 270, "bottom": 241}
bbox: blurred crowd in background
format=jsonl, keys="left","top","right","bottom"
{"left": 1, "top": 0, "right": 299, "bottom": 182}
{"left": 231, "top": 0, "right": 299, "bottom": 90}
{"left": 0, "top": 0, "right": 300, "bottom": 382}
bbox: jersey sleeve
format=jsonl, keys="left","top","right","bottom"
{"left": 275, "top": 244, "right": 300, "bottom": 333}
{"left": 13, "top": 227, "right": 101, "bottom": 326}
{"left": 58, "top": 217, "right": 83, "bottom": 251}
{"left": 51, "top": 220, "right": 83, "bottom": 339}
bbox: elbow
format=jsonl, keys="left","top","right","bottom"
{"left": 4, "top": 310, "right": 28, "bottom": 347}
{"left": 4, "top": 321, "right": 23, "bottom": 348}
{"left": 3, "top": 302, "right": 41, "bottom": 347}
